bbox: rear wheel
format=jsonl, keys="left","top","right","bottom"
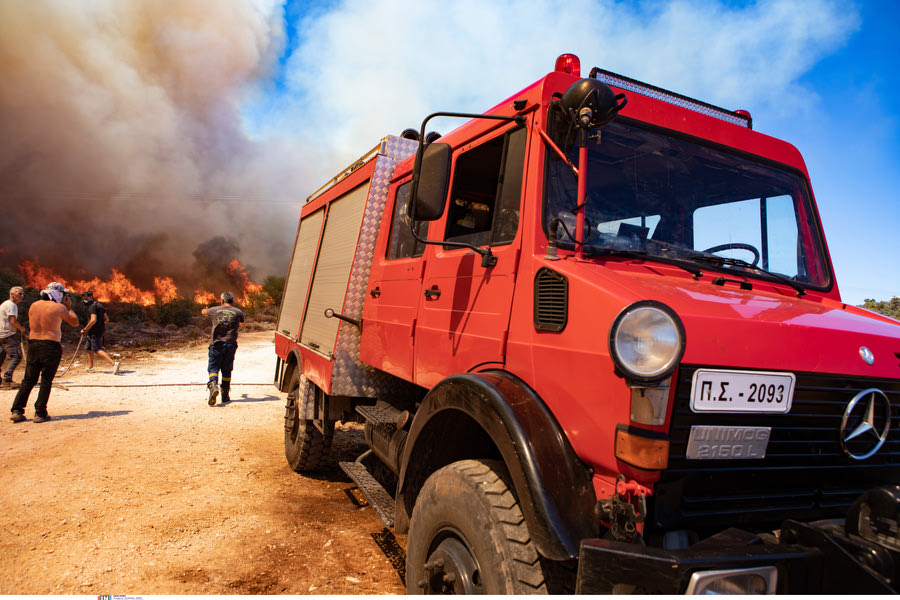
{"left": 406, "top": 459, "right": 548, "bottom": 594}
{"left": 284, "top": 371, "right": 333, "bottom": 472}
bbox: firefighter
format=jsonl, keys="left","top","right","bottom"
{"left": 201, "top": 291, "right": 244, "bottom": 406}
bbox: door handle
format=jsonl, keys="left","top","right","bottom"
{"left": 369, "top": 287, "right": 381, "bottom": 298}
{"left": 424, "top": 288, "right": 441, "bottom": 299}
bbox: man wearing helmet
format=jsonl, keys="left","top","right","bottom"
{"left": 10, "top": 282, "right": 78, "bottom": 423}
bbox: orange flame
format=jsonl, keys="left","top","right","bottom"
{"left": 227, "top": 258, "right": 264, "bottom": 302}
{"left": 15, "top": 258, "right": 264, "bottom": 307}
{"left": 154, "top": 277, "right": 178, "bottom": 304}
{"left": 18, "top": 259, "right": 66, "bottom": 291}
{"left": 74, "top": 269, "right": 154, "bottom": 305}
{"left": 193, "top": 290, "right": 217, "bottom": 305}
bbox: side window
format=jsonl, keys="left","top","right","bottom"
{"left": 445, "top": 127, "right": 526, "bottom": 247}
{"left": 387, "top": 182, "right": 426, "bottom": 260}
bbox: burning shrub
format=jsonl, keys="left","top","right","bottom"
{"left": 263, "top": 275, "right": 286, "bottom": 307}
{"left": 241, "top": 289, "right": 272, "bottom": 318}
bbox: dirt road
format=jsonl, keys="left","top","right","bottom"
{"left": 0, "top": 330, "right": 406, "bottom": 595}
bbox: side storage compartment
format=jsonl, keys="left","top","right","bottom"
{"left": 276, "top": 135, "right": 423, "bottom": 398}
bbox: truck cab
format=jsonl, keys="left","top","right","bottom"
{"left": 274, "top": 54, "right": 900, "bottom": 594}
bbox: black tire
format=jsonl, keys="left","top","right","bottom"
{"left": 406, "top": 459, "right": 548, "bottom": 594}
{"left": 284, "top": 371, "right": 333, "bottom": 472}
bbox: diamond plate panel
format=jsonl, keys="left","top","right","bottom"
{"left": 330, "top": 135, "right": 420, "bottom": 400}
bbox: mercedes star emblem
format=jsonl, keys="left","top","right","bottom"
{"left": 840, "top": 388, "right": 891, "bottom": 460}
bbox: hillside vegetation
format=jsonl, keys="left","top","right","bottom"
{"left": 861, "top": 297, "right": 900, "bottom": 321}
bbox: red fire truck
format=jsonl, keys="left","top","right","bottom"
{"left": 274, "top": 54, "right": 900, "bottom": 593}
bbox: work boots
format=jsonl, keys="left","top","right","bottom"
{"left": 221, "top": 387, "right": 231, "bottom": 404}
{"left": 207, "top": 380, "right": 219, "bottom": 406}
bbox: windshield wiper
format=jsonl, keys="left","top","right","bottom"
{"left": 587, "top": 247, "right": 704, "bottom": 278}
{"left": 691, "top": 255, "right": 806, "bottom": 297}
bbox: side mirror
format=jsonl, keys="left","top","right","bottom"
{"left": 412, "top": 142, "right": 451, "bottom": 221}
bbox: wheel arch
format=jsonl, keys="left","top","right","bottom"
{"left": 278, "top": 347, "right": 303, "bottom": 393}
{"left": 396, "top": 371, "right": 597, "bottom": 560}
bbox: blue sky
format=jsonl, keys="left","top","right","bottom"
{"left": 776, "top": 0, "right": 900, "bottom": 304}
{"left": 244, "top": 0, "right": 899, "bottom": 306}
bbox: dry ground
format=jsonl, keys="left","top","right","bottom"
{"left": 0, "top": 330, "right": 406, "bottom": 595}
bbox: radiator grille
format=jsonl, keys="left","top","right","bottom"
{"left": 653, "top": 366, "right": 900, "bottom": 532}
{"left": 534, "top": 267, "right": 568, "bottom": 332}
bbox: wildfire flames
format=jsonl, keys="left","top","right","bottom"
{"left": 14, "top": 257, "right": 265, "bottom": 307}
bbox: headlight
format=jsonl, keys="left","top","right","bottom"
{"left": 609, "top": 301, "right": 685, "bottom": 383}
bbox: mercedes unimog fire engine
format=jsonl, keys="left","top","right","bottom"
{"left": 273, "top": 54, "right": 900, "bottom": 593}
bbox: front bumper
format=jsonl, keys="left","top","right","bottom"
{"left": 576, "top": 520, "right": 897, "bottom": 594}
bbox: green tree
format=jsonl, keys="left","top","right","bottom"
{"left": 861, "top": 297, "right": 900, "bottom": 320}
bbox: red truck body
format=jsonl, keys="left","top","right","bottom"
{"left": 274, "top": 55, "right": 900, "bottom": 593}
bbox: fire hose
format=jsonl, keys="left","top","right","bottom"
{"left": 57, "top": 332, "right": 84, "bottom": 376}
{"left": 52, "top": 382, "right": 273, "bottom": 388}
{"left": 49, "top": 333, "right": 274, "bottom": 388}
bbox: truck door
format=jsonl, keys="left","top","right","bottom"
{"left": 414, "top": 124, "right": 528, "bottom": 388}
{"left": 360, "top": 181, "right": 427, "bottom": 383}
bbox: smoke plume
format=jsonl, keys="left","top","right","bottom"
{"left": 0, "top": 0, "right": 300, "bottom": 291}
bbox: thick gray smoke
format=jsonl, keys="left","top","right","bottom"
{"left": 0, "top": 0, "right": 302, "bottom": 291}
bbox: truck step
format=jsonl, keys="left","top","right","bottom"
{"left": 339, "top": 460, "right": 395, "bottom": 528}
{"left": 355, "top": 404, "right": 409, "bottom": 429}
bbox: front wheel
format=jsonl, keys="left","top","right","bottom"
{"left": 406, "top": 459, "right": 548, "bottom": 594}
{"left": 284, "top": 371, "right": 333, "bottom": 472}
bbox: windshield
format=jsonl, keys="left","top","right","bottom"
{"left": 543, "top": 120, "right": 830, "bottom": 288}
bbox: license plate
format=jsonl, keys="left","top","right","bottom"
{"left": 690, "top": 369, "right": 795, "bottom": 414}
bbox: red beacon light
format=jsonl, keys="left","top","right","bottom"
{"left": 555, "top": 53, "right": 581, "bottom": 77}
{"left": 734, "top": 109, "right": 753, "bottom": 128}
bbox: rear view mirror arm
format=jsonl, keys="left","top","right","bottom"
{"left": 409, "top": 111, "right": 524, "bottom": 269}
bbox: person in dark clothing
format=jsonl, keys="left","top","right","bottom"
{"left": 80, "top": 290, "right": 121, "bottom": 374}
{"left": 201, "top": 291, "right": 244, "bottom": 406}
